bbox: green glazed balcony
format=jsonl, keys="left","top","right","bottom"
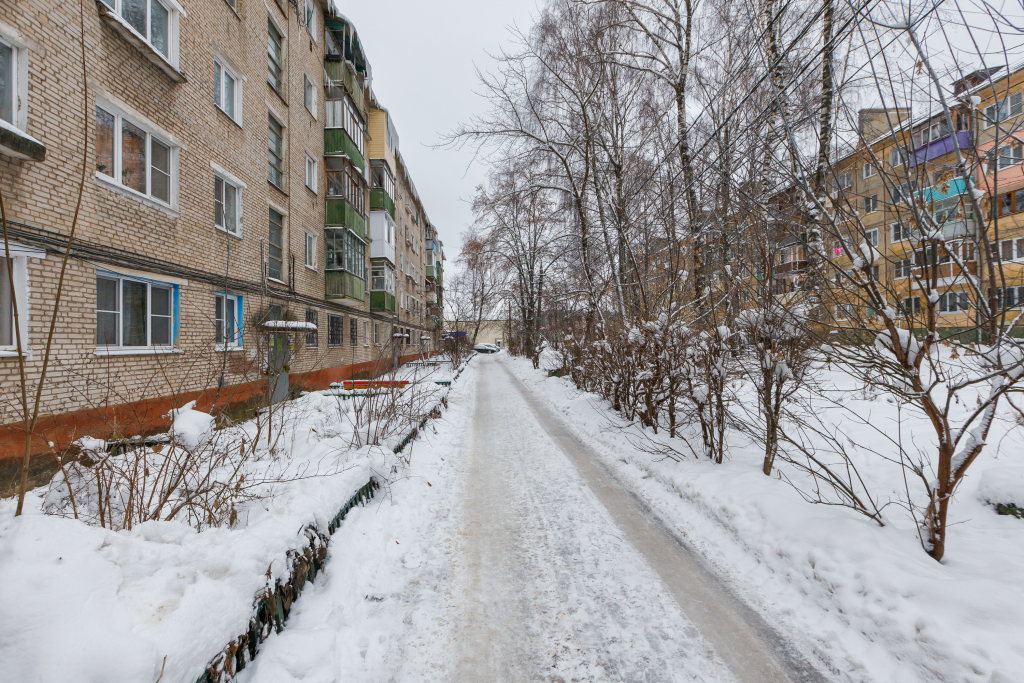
{"left": 323, "top": 59, "right": 366, "bottom": 115}
{"left": 325, "top": 198, "right": 366, "bottom": 240}
{"left": 370, "top": 189, "right": 395, "bottom": 219}
{"left": 324, "top": 128, "right": 365, "bottom": 174}
{"left": 370, "top": 291, "right": 396, "bottom": 313}
{"left": 426, "top": 265, "right": 435, "bottom": 278}
{"left": 325, "top": 270, "right": 365, "bottom": 302}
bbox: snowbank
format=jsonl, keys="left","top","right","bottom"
{"left": 501, "top": 355, "right": 1024, "bottom": 683}
{"left": 977, "top": 467, "right": 1024, "bottom": 508}
{"left": 0, "top": 360, "right": 462, "bottom": 683}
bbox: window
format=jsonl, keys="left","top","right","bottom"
{"left": 350, "top": 317, "right": 358, "bottom": 346}
{"left": 325, "top": 229, "right": 366, "bottom": 279}
{"left": 214, "top": 61, "right": 240, "bottom": 123}
{"left": 304, "top": 74, "right": 315, "bottom": 115}
{"left": 215, "top": 293, "right": 241, "bottom": 348}
{"left": 268, "top": 208, "right": 284, "bottom": 280}
{"left": 0, "top": 38, "right": 17, "bottom": 127}
{"left": 363, "top": 320, "right": 368, "bottom": 346}
{"left": 892, "top": 222, "right": 913, "bottom": 242}
{"left": 865, "top": 229, "right": 879, "bottom": 247}
{"left": 832, "top": 172, "right": 852, "bottom": 196}
{"left": 215, "top": 176, "right": 241, "bottom": 235}
{"left": 95, "top": 105, "right": 175, "bottom": 205}
{"left": 863, "top": 162, "right": 876, "bottom": 179}
{"left": 995, "top": 286, "right": 1024, "bottom": 310}
{"left": 890, "top": 181, "right": 917, "bottom": 205}
{"left": 305, "top": 232, "right": 316, "bottom": 269}
{"left": 373, "top": 322, "right": 380, "bottom": 345}
{"left": 325, "top": 91, "right": 365, "bottom": 157}
{"left": 890, "top": 148, "right": 907, "bottom": 167}
{"left": 305, "top": 309, "right": 318, "bottom": 348}
{"left": 100, "top": 0, "right": 175, "bottom": 61}
{"left": 991, "top": 143, "right": 1023, "bottom": 171}
{"left": 914, "top": 121, "right": 950, "bottom": 148}
{"left": 304, "top": 0, "right": 316, "bottom": 36}
{"left": 328, "top": 314, "right": 342, "bottom": 347}
{"left": 836, "top": 304, "right": 854, "bottom": 320}
{"left": 899, "top": 296, "right": 921, "bottom": 316}
{"left": 326, "top": 156, "right": 365, "bottom": 214}
{"left": 305, "top": 155, "right": 317, "bottom": 192}
{"left": 96, "top": 274, "right": 174, "bottom": 348}
{"left": 938, "top": 291, "right": 970, "bottom": 313}
{"left": 894, "top": 258, "right": 913, "bottom": 279}
{"left": 864, "top": 194, "right": 878, "bottom": 214}
{"left": 984, "top": 92, "right": 1023, "bottom": 128}
{"left": 267, "top": 18, "right": 284, "bottom": 92}
{"left": 0, "top": 254, "right": 32, "bottom": 349}
{"left": 268, "top": 115, "right": 284, "bottom": 188}
{"left": 992, "top": 238, "right": 1024, "bottom": 262}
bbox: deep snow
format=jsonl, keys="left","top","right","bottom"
{"left": 0, "top": 362, "right": 451, "bottom": 683}
{"left": 512, "top": 351, "right": 1024, "bottom": 683}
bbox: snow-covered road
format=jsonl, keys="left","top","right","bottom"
{"left": 240, "top": 356, "right": 829, "bottom": 683}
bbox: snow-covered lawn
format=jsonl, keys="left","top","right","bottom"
{"left": 507, "top": 353, "right": 1024, "bottom": 683}
{"left": 0, "top": 361, "right": 455, "bottom": 683}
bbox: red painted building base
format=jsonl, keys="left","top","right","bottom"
{"left": 0, "top": 352, "right": 429, "bottom": 464}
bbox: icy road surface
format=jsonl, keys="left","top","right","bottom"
{"left": 239, "top": 356, "right": 829, "bottom": 683}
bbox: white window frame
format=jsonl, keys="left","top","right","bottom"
{"left": 864, "top": 194, "right": 878, "bottom": 214}
{"left": 303, "top": 0, "right": 317, "bottom": 39}
{"left": 891, "top": 222, "right": 906, "bottom": 242}
{"left": 865, "top": 229, "right": 878, "bottom": 247}
{"left": 985, "top": 91, "right": 1023, "bottom": 129}
{"left": 0, "top": 32, "right": 28, "bottom": 132}
{"left": 373, "top": 321, "right": 380, "bottom": 345}
{"left": 363, "top": 320, "right": 369, "bottom": 346}
{"left": 95, "top": 99, "right": 179, "bottom": 209}
{"left": 268, "top": 113, "right": 285, "bottom": 189}
{"left": 863, "top": 162, "right": 876, "bottom": 179}
{"left": 894, "top": 258, "right": 912, "bottom": 279}
{"left": 304, "top": 74, "right": 316, "bottom": 117}
{"left": 305, "top": 154, "right": 317, "bottom": 192}
{"left": 214, "top": 58, "right": 242, "bottom": 125}
{"left": 215, "top": 292, "right": 242, "bottom": 350}
{"left": 994, "top": 143, "right": 1023, "bottom": 170}
{"left": 98, "top": 0, "right": 183, "bottom": 69}
{"left": 95, "top": 272, "right": 177, "bottom": 353}
{"left": 0, "top": 244, "right": 44, "bottom": 356}
{"left": 214, "top": 173, "right": 242, "bottom": 236}
{"left": 305, "top": 232, "right": 317, "bottom": 270}
{"left": 267, "top": 16, "right": 285, "bottom": 93}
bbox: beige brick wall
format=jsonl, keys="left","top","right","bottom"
{"left": 0, "top": 0, "right": 430, "bottom": 426}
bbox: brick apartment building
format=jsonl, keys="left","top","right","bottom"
{"left": 771, "top": 63, "right": 1024, "bottom": 339}
{"left": 0, "top": 0, "right": 444, "bottom": 458}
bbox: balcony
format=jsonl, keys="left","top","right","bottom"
{"left": 426, "top": 264, "right": 435, "bottom": 278}
{"left": 323, "top": 57, "right": 366, "bottom": 116}
{"left": 370, "top": 291, "right": 396, "bottom": 313}
{"left": 426, "top": 291, "right": 437, "bottom": 304}
{"left": 325, "top": 197, "right": 366, "bottom": 240}
{"left": 326, "top": 270, "right": 365, "bottom": 301}
{"left": 324, "top": 128, "right": 365, "bottom": 174}
{"left": 370, "top": 188, "right": 396, "bottom": 219}
{"left": 913, "top": 132, "right": 972, "bottom": 165}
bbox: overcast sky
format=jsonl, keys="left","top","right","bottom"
{"left": 337, "top": 1, "right": 542, "bottom": 264}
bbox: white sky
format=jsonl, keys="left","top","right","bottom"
{"left": 338, "top": 1, "right": 542, "bottom": 263}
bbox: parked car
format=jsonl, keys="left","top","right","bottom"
{"left": 474, "top": 343, "right": 500, "bottom": 354}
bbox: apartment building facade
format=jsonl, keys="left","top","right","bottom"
{"left": 777, "top": 64, "right": 1024, "bottom": 338}
{"left": 0, "top": 0, "right": 440, "bottom": 455}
